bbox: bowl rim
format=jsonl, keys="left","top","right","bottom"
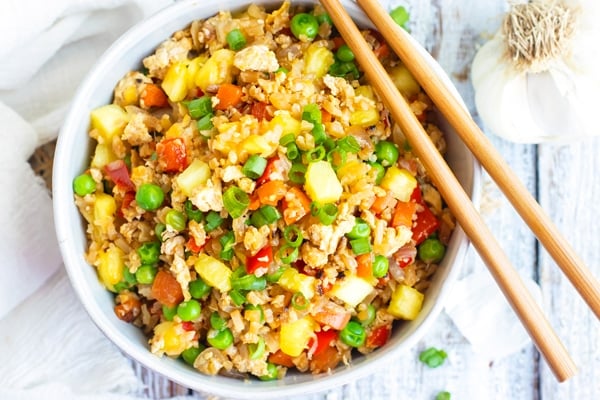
{"left": 53, "top": 0, "right": 481, "bottom": 397}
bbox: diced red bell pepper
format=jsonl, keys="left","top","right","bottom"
{"left": 308, "top": 330, "right": 339, "bottom": 357}
{"left": 104, "top": 159, "right": 134, "bottom": 191}
{"left": 366, "top": 325, "right": 391, "bottom": 348}
{"left": 246, "top": 245, "right": 273, "bottom": 274}
{"left": 186, "top": 236, "right": 206, "bottom": 253}
{"left": 156, "top": 137, "right": 188, "bottom": 173}
{"left": 251, "top": 102, "right": 272, "bottom": 121}
{"left": 181, "top": 321, "right": 195, "bottom": 331}
{"left": 256, "top": 155, "right": 279, "bottom": 186}
{"left": 410, "top": 187, "right": 440, "bottom": 245}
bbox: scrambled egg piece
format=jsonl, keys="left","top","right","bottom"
{"left": 234, "top": 45, "right": 279, "bottom": 72}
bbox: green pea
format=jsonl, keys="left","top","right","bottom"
{"left": 418, "top": 238, "right": 446, "bottom": 263}
{"left": 136, "top": 183, "right": 164, "bottom": 211}
{"left": 336, "top": 44, "right": 355, "bottom": 62}
{"left": 162, "top": 305, "right": 177, "bottom": 321}
{"left": 436, "top": 391, "right": 451, "bottom": 400}
{"left": 375, "top": 140, "right": 400, "bottom": 167}
{"left": 290, "top": 13, "right": 319, "bottom": 41}
{"left": 137, "top": 241, "right": 160, "bottom": 265}
{"left": 368, "top": 162, "right": 385, "bottom": 185}
{"left": 340, "top": 321, "right": 366, "bottom": 347}
{"left": 207, "top": 327, "right": 234, "bottom": 349}
{"left": 189, "top": 278, "right": 211, "bottom": 299}
{"left": 135, "top": 264, "right": 157, "bottom": 284}
{"left": 258, "top": 362, "right": 279, "bottom": 381}
{"left": 73, "top": 173, "right": 96, "bottom": 196}
{"left": 315, "top": 12, "right": 332, "bottom": 26}
{"left": 181, "top": 345, "right": 204, "bottom": 366}
{"left": 177, "top": 299, "right": 201, "bottom": 321}
{"left": 210, "top": 311, "right": 227, "bottom": 330}
{"left": 372, "top": 255, "right": 389, "bottom": 278}
{"left": 346, "top": 218, "right": 371, "bottom": 240}
{"left": 166, "top": 209, "right": 187, "bottom": 231}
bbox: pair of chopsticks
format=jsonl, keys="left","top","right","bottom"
{"left": 320, "top": 0, "right": 600, "bottom": 382}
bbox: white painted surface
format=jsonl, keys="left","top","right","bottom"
{"left": 133, "top": 1, "right": 600, "bottom": 398}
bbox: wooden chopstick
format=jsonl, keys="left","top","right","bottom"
{"left": 356, "top": 0, "right": 600, "bottom": 320}
{"left": 319, "top": 0, "right": 578, "bottom": 382}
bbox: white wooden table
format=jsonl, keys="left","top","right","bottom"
{"left": 132, "top": 1, "right": 600, "bottom": 398}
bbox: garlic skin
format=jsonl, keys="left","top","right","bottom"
{"left": 471, "top": 0, "right": 600, "bottom": 143}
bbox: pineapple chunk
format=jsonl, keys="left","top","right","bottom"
{"left": 303, "top": 43, "right": 335, "bottom": 78}
{"left": 350, "top": 108, "right": 379, "bottom": 127}
{"left": 269, "top": 110, "right": 301, "bottom": 136}
{"left": 93, "top": 193, "right": 117, "bottom": 229}
{"left": 186, "top": 56, "right": 207, "bottom": 90}
{"left": 388, "top": 63, "right": 421, "bottom": 99}
{"left": 355, "top": 85, "right": 375, "bottom": 100}
{"left": 97, "top": 244, "right": 124, "bottom": 292}
{"left": 90, "top": 142, "right": 117, "bottom": 169}
{"left": 380, "top": 166, "right": 417, "bottom": 202}
{"left": 304, "top": 160, "right": 343, "bottom": 203}
{"left": 151, "top": 321, "right": 194, "bottom": 356}
{"left": 329, "top": 275, "right": 374, "bottom": 307}
{"left": 242, "top": 134, "right": 274, "bottom": 156}
{"left": 176, "top": 159, "right": 211, "bottom": 197}
{"left": 194, "top": 254, "right": 232, "bottom": 292}
{"left": 277, "top": 268, "right": 316, "bottom": 299}
{"left": 280, "top": 316, "right": 317, "bottom": 357}
{"left": 387, "top": 284, "right": 424, "bottom": 320}
{"left": 162, "top": 61, "right": 189, "bottom": 102}
{"left": 90, "top": 104, "right": 130, "bottom": 143}
{"left": 195, "top": 49, "right": 235, "bottom": 91}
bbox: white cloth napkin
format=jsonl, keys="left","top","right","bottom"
{"left": 0, "top": 0, "right": 540, "bottom": 398}
{"left": 0, "top": 0, "right": 180, "bottom": 399}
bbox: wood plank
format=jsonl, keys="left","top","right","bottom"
{"left": 537, "top": 139, "right": 600, "bottom": 399}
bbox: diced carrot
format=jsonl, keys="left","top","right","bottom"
{"left": 156, "top": 137, "right": 188, "bottom": 173}
{"left": 309, "top": 345, "right": 342, "bottom": 373}
{"left": 141, "top": 83, "right": 169, "bottom": 108}
{"left": 391, "top": 201, "right": 417, "bottom": 228}
{"left": 256, "top": 180, "right": 288, "bottom": 206}
{"left": 282, "top": 187, "right": 312, "bottom": 225}
{"left": 251, "top": 102, "right": 272, "bottom": 121}
{"left": 373, "top": 42, "right": 390, "bottom": 60}
{"left": 370, "top": 195, "right": 388, "bottom": 214}
{"left": 321, "top": 108, "right": 332, "bottom": 123}
{"left": 268, "top": 349, "right": 295, "bottom": 368}
{"left": 186, "top": 236, "right": 206, "bottom": 253}
{"left": 248, "top": 191, "right": 261, "bottom": 211}
{"left": 356, "top": 253, "right": 374, "bottom": 279}
{"left": 151, "top": 270, "right": 184, "bottom": 307}
{"left": 214, "top": 83, "right": 243, "bottom": 110}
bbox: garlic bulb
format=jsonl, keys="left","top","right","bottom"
{"left": 471, "top": 0, "right": 600, "bottom": 143}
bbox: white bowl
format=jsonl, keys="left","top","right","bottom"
{"left": 53, "top": 0, "right": 480, "bottom": 398}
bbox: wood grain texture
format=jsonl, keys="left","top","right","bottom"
{"left": 132, "top": 1, "right": 599, "bottom": 398}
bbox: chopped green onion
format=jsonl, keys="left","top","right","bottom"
{"left": 154, "top": 223, "right": 166, "bottom": 242}
{"left": 248, "top": 337, "right": 266, "bottom": 360}
{"left": 186, "top": 96, "right": 212, "bottom": 119}
{"left": 279, "top": 133, "right": 296, "bottom": 146}
{"left": 275, "top": 66, "right": 289, "bottom": 74}
{"left": 223, "top": 186, "right": 250, "bottom": 218}
{"left": 318, "top": 203, "right": 338, "bottom": 225}
{"left": 323, "top": 137, "right": 336, "bottom": 151}
{"left": 226, "top": 28, "right": 247, "bottom": 51}
{"left": 278, "top": 245, "right": 299, "bottom": 264}
{"left": 259, "top": 362, "right": 279, "bottom": 381}
{"left": 311, "top": 122, "right": 327, "bottom": 145}
{"left": 205, "top": 211, "right": 224, "bottom": 232}
{"left": 302, "top": 103, "right": 322, "bottom": 124}
{"left": 266, "top": 266, "right": 285, "bottom": 283}
{"left": 231, "top": 266, "right": 246, "bottom": 280}
{"left": 288, "top": 163, "right": 307, "bottom": 184}
{"left": 350, "top": 237, "right": 371, "bottom": 255}
{"left": 389, "top": 6, "right": 410, "bottom": 31}
{"left": 357, "top": 304, "right": 376, "bottom": 326}
{"left": 166, "top": 209, "right": 187, "bottom": 231}
{"left": 291, "top": 292, "right": 309, "bottom": 310}
{"left": 185, "top": 200, "right": 204, "bottom": 222}
{"left": 435, "top": 391, "right": 451, "bottom": 400}
{"left": 337, "top": 135, "right": 361, "bottom": 153}
{"left": 197, "top": 113, "right": 214, "bottom": 131}
{"left": 347, "top": 218, "right": 371, "bottom": 239}
{"left": 242, "top": 155, "right": 268, "bottom": 179}
{"left": 286, "top": 143, "right": 299, "bottom": 160}
{"left": 327, "top": 147, "right": 347, "bottom": 169}
{"left": 229, "top": 289, "right": 247, "bottom": 306}
{"left": 306, "top": 145, "right": 326, "bottom": 162}
{"left": 219, "top": 231, "right": 236, "bottom": 261}
{"left": 210, "top": 311, "right": 227, "bottom": 330}
{"left": 245, "top": 304, "right": 265, "bottom": 323}
{"left": 419, "top": 347, "right": 448, "bottom": 368}
{"left": 231, "top": 274, "right": 267, "bottom": 291}
{"left": 250, "top": 205, "right": 281, "bottom": 227}
{"left": 283, "top": 225, "right": 303, "bottom": 248}
{"left": 368, "top": 162, "right": 385, "bottom": 184}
